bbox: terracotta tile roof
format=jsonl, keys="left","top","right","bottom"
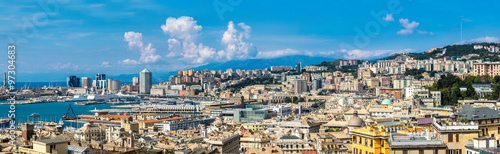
{"left": 100, "top": 114, "right": 132, "bottom": 119}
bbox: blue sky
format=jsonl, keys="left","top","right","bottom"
{"left": 1, "top": 0, "right": 499, "bottom": 77}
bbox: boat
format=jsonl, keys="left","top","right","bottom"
{"left": 72, "top": 94, "right": 88, "bottom": 101}
{"left": 62, "top": 104, "right": 77, "bottom": 120}
{"left": 59, "top": 119, "right": 64, "bottom": 125}
{"left": 0, "top": 119, "right": 10, "bottom": 127}
{"left": 75, "top": 101, "right": 102, "bottom": 105}
{"left": 29, "top": 113, "right": 40, "bottom": 117}
{"left": 87, "top": 91, "right": 117, "bottom": 101}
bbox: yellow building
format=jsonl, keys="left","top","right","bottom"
{"left": 317, "top": 134, "right": 348, "bottom": 154}
{"left": 351, "top": 122, "right": 402, "bottom": 154}
{"left": 242, "top": 123, "right": 265, "bottom": 131}
{"left": 121, "top": 119, "right": 139, "bottom": 132}
{"left": 389, "top": 130, "right": 447, "bottom": 154}
{"left": 420, "top": 107, "right": 453, "bottom": 116}
{"left": 457, "top": 107, "right": 500, "bottom": 141}
{"left": 353, "top": 122, "right": 448, "bottom": 154}
{"left": 432, "top": 117, "right": 480, "bottom": 154}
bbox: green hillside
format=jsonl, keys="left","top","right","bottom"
{"left": 383, "top": 43, "right": 500, "bottom": 61}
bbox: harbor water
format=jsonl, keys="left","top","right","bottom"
{"left": 0, "top": 101, "right": 115, "bottom": 128}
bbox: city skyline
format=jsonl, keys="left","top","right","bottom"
{"left": 2, "top": 1, "right": 500, "bottom": 153}
{"left": 1, "top": 1, "right": 500, "bottom": 80}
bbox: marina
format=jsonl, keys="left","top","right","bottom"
{"left": 0, "top": 101, "right": 115, "bottom": 128}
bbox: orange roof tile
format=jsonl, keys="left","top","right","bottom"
{"left": 301, "top": 151, "right": 317, "bottom": 154}
{"left": 100, "top": 114, "right": 132, "bottom": 119}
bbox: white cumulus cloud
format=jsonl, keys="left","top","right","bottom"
{"left": 122, "top": 59, "right": 140, "bottom": 64}
{"left": 161, "top": 16, "right": 202, "bottom": 42}
{"left": 340, "top": 48, "right": 415, "bottom": 59}
{"left": 162, "top": 16, "right": 216, "bottom": 63}
{"left": 51, "top": 62, "right": 80, "bottom": 70}
{"left": 162, "top": 17, "right": 259, "bottom": 64}
{"left": 468, "top": 36, "right": 499, "bottom": 43}
{"left": 383, "top": 14, "right": 394, "bottom": 22}
{"left": 123, "top": 31, "right": 161, "bottom": 64}
{"left": 397, "top": 18, "right": 433, "bottom": 36}
{"left": 399, "top": 18, "right": 419, "bottom": 30}
{"left": 219, "top": 21, "right": 257, "bottom": 61}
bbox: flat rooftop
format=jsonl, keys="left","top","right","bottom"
{"left": 34, "top": 138, "right": 70, "bottom": 145}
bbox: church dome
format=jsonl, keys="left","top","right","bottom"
{"left": 381, "top": 99, "right": 392, "bottom": 105}
{"left": 348, "top": 110, "right": 365, "bottom": 127}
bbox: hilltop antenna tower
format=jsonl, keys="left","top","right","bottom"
{"left": 460, "top": 20, "right": 463, "bottom": 45}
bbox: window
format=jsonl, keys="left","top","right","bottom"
{"left": 434, "top": 149, "right": 438, "bottom": 154}
{"left": 403, "top": 150, "right": 408, "bottom": 154}
{"left": 419, "top": 150, "right": 424, "bottom": 154}
{"left": 448, "top": 134, "right": 453, "bottom": 142}
{"left": 456, "top": 134, "right": 459, "bottom": 142}
{"left": 381, "top": 140, "right": 384, "bottom": 147}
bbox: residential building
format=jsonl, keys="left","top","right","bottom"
{"left": 280, "top": 119, "right": 321, "bottom": 134}
{"left": 351, "top": 122, "right": 402, "bottom": 154}
{"left": 206, "top": 132, "right": 240, "bottom": 154}
{"left": 271, "top": 66, "right": 294, "bottom": 72}
{"left": 276, "top": 134, "right": 315, "bottom": 154}
{"left": 132, "top": 77, "right": 139, "bottom": 85}
{"left": 465, "top": 137, "right": 500, "bottom": 154}
{"left": 74, "top": 123, "right": 108, "bottom": 142}
{"left": 473, "top": 62, "right": 500, "bottom": 76}
{"left": 393, "top": 79, "right": 412, "bottom": 89}
{"left": 432, "top": 117, "right": 480, "bottom": 154}
{"left": 294, "top": 79, "right": 308, "bottom": 94}
{"left": 457, "top": 107, "right": 500, "bottom": 140}
{"left": 389, "top": 131, "right": 447, "bottom": 154}
{"left": 316, "top": 134, "right": 348, "bottom": 154}
{"left": 240, "top": 131, "right": 271, "bottom": 152}
{"left": 365, "top": 78, "right": 379, "bottom": 89}
{"left": 19, "top": 138, "right": 70, "bottom": 154}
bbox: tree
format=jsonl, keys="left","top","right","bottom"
{"left": 489, "top": 84, "right": 500, "bottom": 100}
{"left": 441, "top": 89, "right": 451, "bottom": 105}
{"left": 465, "top": 84, "right": 476, "bottom": 98}
{"left": 464, "top": 76, "right": 476, "bottom": 85}
{"left": 450, "top": 83, "right": 461, "bottom": 104}
{"left": 491, "top": 76, "right": 500, "bottom": 84}
{"left": 474, "top": 76, "right": 481, "bottom": 83}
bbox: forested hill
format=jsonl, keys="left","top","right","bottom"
{"left": 382, "top": 43, "right": 500, "bottom": 61}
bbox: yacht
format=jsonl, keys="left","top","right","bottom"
{"left": 29, "top": 113, "right": 40, "bottom": 117}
